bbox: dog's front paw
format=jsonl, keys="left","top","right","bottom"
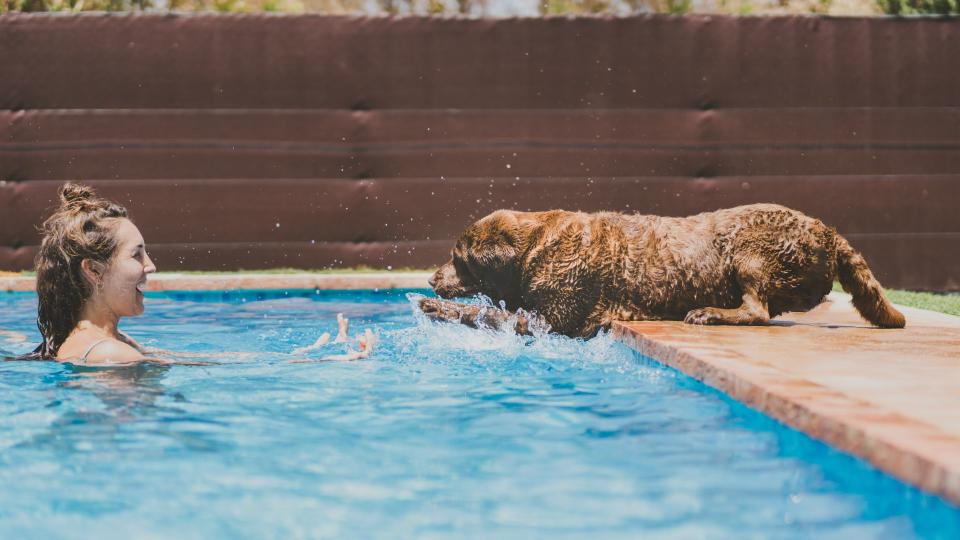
{"left": 683, "top": 307, "right": 724, "bottom": 325}
{"left": 419, "top": 298, "right": 464, "bottom": 323}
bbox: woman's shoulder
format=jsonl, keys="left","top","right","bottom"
{"left": 82, "top": 339, "right": 144, "bottom": 364}
{"left": 58, "top": 335, "right": 144, "bottom": 364}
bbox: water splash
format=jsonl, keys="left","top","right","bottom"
{"left": 398, "top": 293, "right": 638, "bottom": 376}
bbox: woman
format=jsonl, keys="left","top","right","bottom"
{"left": 26, "top": 182, "right": 374, "bottom": 364}
{"left": 29, "top": 182, "right": 154, "bottom": 363}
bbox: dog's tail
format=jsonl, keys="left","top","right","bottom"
{"left": 834, "top": 234, "right": 905, "bottom": 328}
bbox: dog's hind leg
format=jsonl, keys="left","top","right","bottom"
{"left": 683, "top": 268, "right": 771, "bottom": 326}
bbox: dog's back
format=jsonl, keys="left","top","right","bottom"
{"left": 519, "top": 204, "right": 903, "bottom": 334}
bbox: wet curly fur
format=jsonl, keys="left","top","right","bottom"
{"left": 420, "top": 204, "right": 905, "bottom": 338}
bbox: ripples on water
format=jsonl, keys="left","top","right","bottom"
{"left": 0, "top": 289, "right": 957, "bottom": 539}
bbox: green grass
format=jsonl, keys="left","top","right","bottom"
{"left": 880, "top": 289, "right": 960, "bottom": 317}
{"left": 832, "top": 282, "right": 960, "bottom": 317}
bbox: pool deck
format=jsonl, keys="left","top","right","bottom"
{"left": 3, "top": 272, "right": 959, "bottom": 505}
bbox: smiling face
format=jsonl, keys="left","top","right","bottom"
{"left": 92, "top": 218, "right": 157, "bottom": 318}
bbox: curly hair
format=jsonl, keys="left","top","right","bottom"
{"left": 30, "top": 183, "right": 129, "bottom": 359}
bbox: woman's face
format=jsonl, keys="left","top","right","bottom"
{"left": 97, "top": 218, "right": 157, "bottom": 318}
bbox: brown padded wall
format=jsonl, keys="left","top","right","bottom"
{"left": 2, "top": 176, "right": 957, "bottom": 288}
{"left": 3, "top": 175, "right": 957, "bottom": 243}
{"left": 3, "top": 15, "right": 960, "bottom": 109}
{"left": 1, "top": 14, "right": 959, "bottom": 289}
{"left": 5, "top": 109, "right": 960, "bottom": 180}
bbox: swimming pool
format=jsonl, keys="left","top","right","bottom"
{"left": 1, "top": 289, "right": 958, "bottom": 538}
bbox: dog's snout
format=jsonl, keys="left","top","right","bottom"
{"left": 428, "top": 272, "right": 438, "bottom": 288}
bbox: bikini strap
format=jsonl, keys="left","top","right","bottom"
{"left": 80, "top": 338, "right": 112, "bottom": 361}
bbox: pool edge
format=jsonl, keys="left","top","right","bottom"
{"left": 0, "top": 272, "right": 432, "bottom": 292}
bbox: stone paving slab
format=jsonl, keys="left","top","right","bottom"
{"left": 612, "top": 292, "right": 960, "bottom": 507}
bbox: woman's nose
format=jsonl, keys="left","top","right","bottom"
{"left": 144, "top": 253, "right": 158, "bottom": 274}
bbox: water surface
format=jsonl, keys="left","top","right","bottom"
{"left": 1, "top": 289, "right": 957, "bottom": 539}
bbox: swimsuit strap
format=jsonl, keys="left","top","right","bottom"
{"left": 80, "top": 338, "right": 112, "bottom": 361}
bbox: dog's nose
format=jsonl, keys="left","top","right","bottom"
{"left": 428, "top": 273, "right": 437, "bottom": 288}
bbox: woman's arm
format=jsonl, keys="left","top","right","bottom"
{"left": 79, "top": 340, "right": 218, "bottom": 366}
{"left": 112, "top": 313, "right": 371, "bottom": 365}
{"left": 0, "top": 330, "right": 28, "bottom": 343}
{"left": 138, "top": 347, "right": 252, "bottom": 361}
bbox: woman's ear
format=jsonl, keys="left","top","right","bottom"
{"left": 80, "top": 259, "right": 105, "bottom": 288}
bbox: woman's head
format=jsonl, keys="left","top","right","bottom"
{"left": 34, "top": 183, "right": 156, "bottom": 358}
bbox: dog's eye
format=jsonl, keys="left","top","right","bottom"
{"left": 453, "top": 258, "right": 473, "bottom": 279}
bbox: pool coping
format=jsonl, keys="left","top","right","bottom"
{"left": 3, "top": 272, "right": 959, "bottom": 506}
{"left": 0, "top": 272, "right": 434, "bottom": 293}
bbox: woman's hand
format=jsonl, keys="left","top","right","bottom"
{"left": 288, "top": 314, "right": 378, "bottom": 363}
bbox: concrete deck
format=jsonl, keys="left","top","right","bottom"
{"left": 613, "top": 293, "right": 960, "bottom": 507}
{"left": 3, "top": 272, "right": 958, "bottom": 505}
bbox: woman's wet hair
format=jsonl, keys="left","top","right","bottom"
{"left": 28, "top": 183, "right": 129, "bottom": 359}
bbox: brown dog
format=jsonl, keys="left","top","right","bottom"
{"left": 419, "top": 204, "right": 905, "bottom": 338}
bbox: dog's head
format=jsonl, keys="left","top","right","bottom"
{"left": 429, "top": 210, "right": 530, "bottom": 307}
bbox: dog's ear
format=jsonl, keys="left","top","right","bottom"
{"left": 470, "top": 238, "right": 517, "bottom": 271}
{"left": 463, "top": 211, "right": 528, "bottom": 308}
{"left": 468, "top": 212, "right": 520, "bottom": 271}
{"left": 468, "top": 236, "right": 518, "bottom": 305}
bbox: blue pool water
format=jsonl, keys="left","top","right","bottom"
{"left": 1, "top": 289, "right": 958, "bottom": 539}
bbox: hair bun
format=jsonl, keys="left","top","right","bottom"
{"left": 58, "top": 182, "right": 97, "bottom": 208}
